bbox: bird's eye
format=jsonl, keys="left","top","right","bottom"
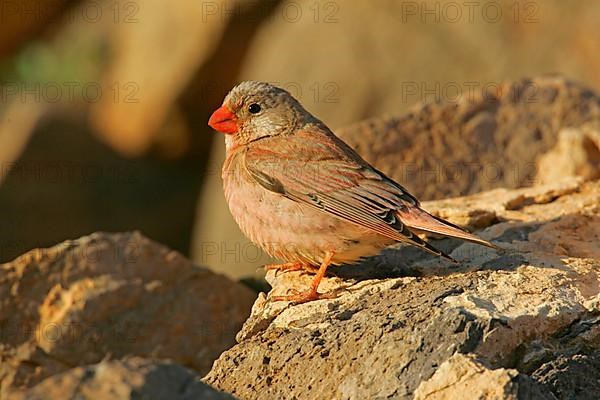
{"left": 248, "top": 103, "right": 261, "bottom": 114}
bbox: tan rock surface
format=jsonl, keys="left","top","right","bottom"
{"left": 414, "top": 354, "right": 542, "bottom": 400}
{"left": 205, "top": 179, "right": 600, "bottom": 399}
{"left": 8, "top": 357, "right": 235, "bottom": 400}
{"left": 0, "top": 232, "right": 256, "bottom": 396}
{"left": 537, "top": 124, "right": 600, "bottom": 185}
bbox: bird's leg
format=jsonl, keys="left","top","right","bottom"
{"left": 264, "top": 261, "right": 305, "bottom": 273}
{"left": 264, "top": 262, "right": 320, "bottom": 275}
{"left": 271, "top": 250, "right": 338, "bottom": 303}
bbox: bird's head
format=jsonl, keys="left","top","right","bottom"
{"left": 208, "top": 81, "right": 317, "bottom": 148}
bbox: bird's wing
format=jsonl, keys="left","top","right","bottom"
{"left": 243, "top": 129, "right": 457, "bottom": 259}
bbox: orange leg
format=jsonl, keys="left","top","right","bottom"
{"left": 271, "top": 251, "right": 338, "bottom": 303}
{"left": 264, "top": 261, "right": 305, "bottom": 273}
{"left": 264, "top": 261, "right": 320, "bottom": 274}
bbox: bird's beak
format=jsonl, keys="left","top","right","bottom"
{"left": 208, "top": 106, "right": 238, "bottom": 134}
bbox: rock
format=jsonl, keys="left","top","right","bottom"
{"left": 532, "top": 352, "right": 600, "bottom": 400}
{"left": 89, "top": 0, "right": 233, "bottom": 155}
{"left": 335, "top": 77, "right": 600, "bottom": 200}
{"left": 0, "top": 232, "right": 256, "bottom": 396}
{"left": 420, "top": 177, "right": 582, "bottom": 231}
{"left": 537, "top": 124, "right": 600, "bottom": 185}
{"left": 192, "top": 77, "right": 600, "bottom": 279}
{"left": 204, "top": 179, "right": 600, "bottom": 399}
{"left": 414, "top": 354, "right": 550, "bottom": 400}
{"left": 8, "top": 357, "right": 236, "bottom": 400}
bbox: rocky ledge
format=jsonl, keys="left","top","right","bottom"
{"left": 205, "top": 178, "right": 600, "bottom": 400}
{"left": 0, "top": 232, "right": 255, "bottom": 399}
{"left": 1, "top": 178, "right": 599, "bottom": 399}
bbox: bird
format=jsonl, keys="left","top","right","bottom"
{"left": 208, "top": 81, "right": 495, "bottom": 303}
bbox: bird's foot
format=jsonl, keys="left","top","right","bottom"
{"left": 270, "top": 288, "right": 339, "bottom": 304}
{"left": 270, "top": 250, "right": 337, "bottom": 304}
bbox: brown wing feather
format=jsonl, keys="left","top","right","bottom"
{"left": 243, "top": 128, "right": 490, "bottom": 258}
{"left": 397, "top": 207, "right": 496, "bottom": 248}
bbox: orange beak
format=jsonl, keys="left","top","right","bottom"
{"left": 208, "top": 106, "right": 238, "bottom": 134}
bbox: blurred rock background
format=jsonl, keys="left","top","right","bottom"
{"left": 1, "top": 0, "right": 599, "bottom": 280}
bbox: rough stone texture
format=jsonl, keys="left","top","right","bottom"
{"left": 205, "top": 178, "right": 600, "bottom": 399}
{"left": 193, "top": 76, "right": 600, "bottom": 279}
{"left": 414, "top": 354, "right": 550, "bottom": 400}
{"left": 8, "top": 357, "right": 236, "bottom": 400}
{"left": 336, "top": 77, "right": 600, "bottom": 200}
{"left": 0, "top": 232, "right": 256, "bottom": 396}
{"left": 532, "top": 352, "right": 600, "bottom": 400}
{"left": 537, "top": 124, "right": 600, "bottom": 185}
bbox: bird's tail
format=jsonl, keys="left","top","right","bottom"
{"left": 396, "top": 207, "right": 496, "bottom": 249}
